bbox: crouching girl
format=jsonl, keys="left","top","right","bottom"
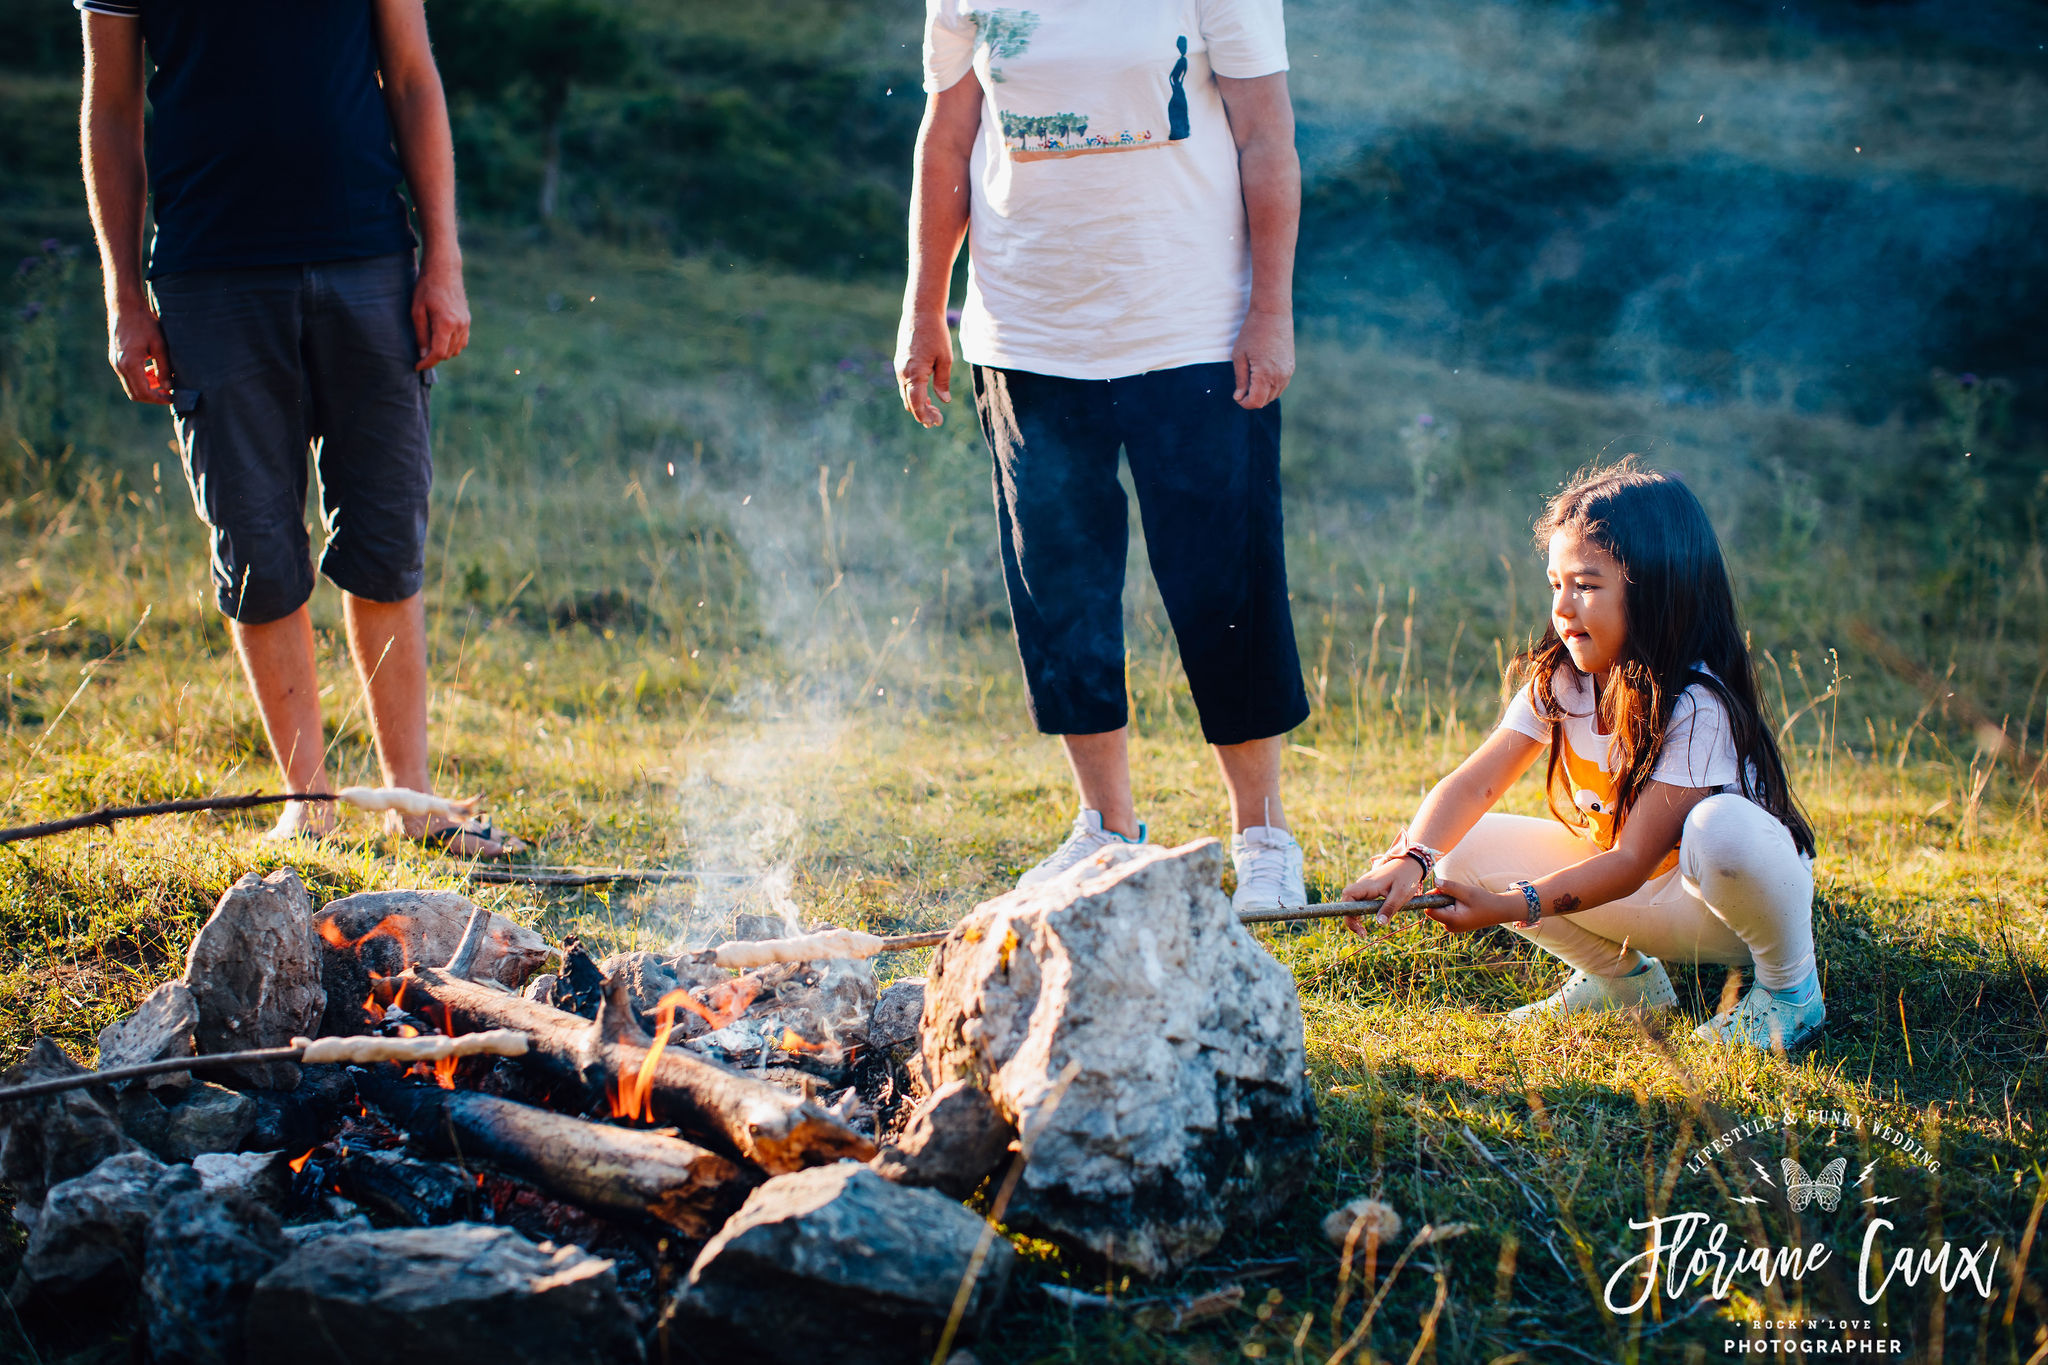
{"left": 1344, "top": 461, "right": 1823, "bottom": 1051}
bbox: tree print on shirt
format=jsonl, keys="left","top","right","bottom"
{"left": 968, "top": 9, "right": 1039, "bottom": 83}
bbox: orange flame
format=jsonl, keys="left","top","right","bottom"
{"left": 318, "top": 914, "right": 404, "bottom": 951}
{"left": 287, "top": 1150, "right": 315, "bottom": 1174}
{"left": 777, "top": 1027, "right": 828, "bottom": 1055}
{"left": 433, "top": 1054, "right": 459, "bottom": 1090}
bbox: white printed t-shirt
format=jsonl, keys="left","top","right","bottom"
{"left": 1498, "top": 665, "right": 1750, "bottom": 873}
{"left": 923, "top": 1, "right": 1288, "bottom": 380}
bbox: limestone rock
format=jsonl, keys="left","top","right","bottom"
{"left": 869, "top": 1080, "right": 1014, "bottom": 1199}
{"left": 142, "top": 1172, "right": 293, "bottom": 1365}
{"left": 282, "top": 1214, "right": 373, "bottom": 1248}
{"left": 158, "top": 1081, "right": 256, "bottom": 1161}
{"left": 922, "top": 838, "right": 1317, "bottom": 1277}
{"left": 675, "top": 1162, "right": 1011, "bottom": 1364}
{"left": 96, "top": 980, "right": 198, "bottom": 1091}
{"left": 194, "top": 1151, "right": 290, "bottom": 1208}
{"left": 314, "top": 889, "right": 548, "bottom": 1034}
{"left": 183, "top": 869, "right": 325, "bottom": 1088}
{"left": 0, "top": 1039, "right": 141, "bottom": 1231}
{"left": 14, "top": 1150, "right": 171, "bottom": 1301}
{"left": 245, "top": 1223, "right": 644, "bottom": 1365}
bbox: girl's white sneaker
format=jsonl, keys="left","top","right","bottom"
{"left": 1693, "top": 982, "right": 1826, "bottom": 1055}
{"left": 1506, "top": 958, "right": 1677, "bottom": 1020}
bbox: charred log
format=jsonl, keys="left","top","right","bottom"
{"left": 359, "top": 1070, "right": 756, "bottom": 1239}
{"left": 380, "top": 967, "right": 878, "bottom": 1173}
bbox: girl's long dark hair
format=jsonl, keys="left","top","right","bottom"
{"left": 1517, "top": 459, "right": 1815, "bottom": 857}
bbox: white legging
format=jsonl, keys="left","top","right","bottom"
{"left": 1436, "top": 794, "right": 1815, "bottom": 990}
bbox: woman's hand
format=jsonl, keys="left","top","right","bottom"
{"left": 1424, "top": 878, "right": 1524, "bottom": 935}
{"left": 895, "top": 308, "right": 955, "bottom": 429}
{"left": 1231, "top": 305, "right": 1294, "bottom": 409}
{"left": 1338, "top": 856, "right": 1423, "bottom": 935}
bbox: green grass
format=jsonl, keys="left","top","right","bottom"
{"left": 1, "top": 238, "right": 2045, "bottom": 1363}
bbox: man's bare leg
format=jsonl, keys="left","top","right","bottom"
{"left": 341, "top": 591, "right": 504, "bottom": 855}
{"left": 1058, "top": 727, "right": 1140, "bottom": 838}
{"left": 1213, "top": 734, "right": 1287, "bottom": 833}
{"left": 229, "top": 605, "right": 336, "bottom": 838}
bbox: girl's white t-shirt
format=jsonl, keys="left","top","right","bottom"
{"left": 923, "top": 0, "right": 1288, "bottom": 380}
{"left": 1498, "top": 665, "right": 1744, "bottom": 792}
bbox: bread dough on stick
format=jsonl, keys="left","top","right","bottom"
{"left": 335, "top": 786, "right": 482, "bottom": 820}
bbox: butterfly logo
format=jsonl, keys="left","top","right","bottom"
{"left": 1781, "top": 1156, "right": 1848, "bottom": 1212}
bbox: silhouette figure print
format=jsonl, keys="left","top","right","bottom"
{"left": 1167, "top": 35, "right": 1190, "bottom": 140}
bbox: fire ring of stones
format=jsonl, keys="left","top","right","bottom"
{"left": 0, "top": 840, "right": 1315, "bottom": 1360}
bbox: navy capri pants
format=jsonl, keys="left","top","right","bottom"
{"left": 972, "top": 361, "right": 1310, "bottom": 747}
{"left": 152, "top": 252, "right": 434, "bottom": 624}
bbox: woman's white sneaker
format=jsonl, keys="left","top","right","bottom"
{"left": 1017, "top": 809, "right": 1145, "bottom": 888}
{"left": 1230, "top": 824, "right": 1306, "bottom": 913}
{"left": 1506, "top": 958, "right": 1677, "bottom": 1020}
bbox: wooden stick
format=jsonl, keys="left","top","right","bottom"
{"left": 0, "top": 792, "right": 336, "bottom": 845}
{"left": 358, "top": 1070, "right": 758, "bottom": 1239}
{"left": 463, "top": 865, "right": 750, "bottom": 887}
{"left": 383, "top": 967, "right": 878, "bottom": 1174}
{"left": 682, "top": 896, "right": 1459, "bottom": 969}
{"left": 0, "top": 1030, "right": 530, "bottom": 1104}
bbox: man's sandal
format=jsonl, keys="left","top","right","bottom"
{"left": 416, "top": 817, "right": 529, "bottom": 860}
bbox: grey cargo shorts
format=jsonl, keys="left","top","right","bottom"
{"left": 151, "top": 252, "right": 434, "bottom": 624}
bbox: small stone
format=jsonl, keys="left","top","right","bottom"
{"left": 868, "top": 977, "right": 926, "bottom": 1059}
{"left": 869, "top": 1080, "right": 1014, "bottom": 1199}
{"left": 1322, "top": 1197, "right": 1402, "bottom": 1251}
{"left": 674, "top": 1163, "right": 1011, "bottom": 1364}
{"left": 314, "top": 890, "right": 548, "bottom": 1034}
{"left": 922, "top": 839, "right": 1318, "bottom": 1278}
{"left": 155, "top": 1081, "right": 255, "bottom": 1162}
{"left": 521, "top": 972, "right": 559, "bottom": 1002}
{"left": 96, "top": 980, "right": 199, "bottom": 1092}
{"left": 246, "top": 1223, "right": 644, "bottom": 1365}
{"left": 0, "top": 1039, "right": 141, "bottom": 1231}
{"left": 282, "top": 1214, "right": 372, "bottom": 1247}
{"left": 142, "top": 1171, "right": 293, "bottom": 1365}
{"left": 14, "top": 1150, "right": 172, "bottom": 1301}
{"left": 183, "top": 869, "right": 326, "bottom": 1089}
{"left": 194, "top": 1151, "right": 290, "bottom": 1208}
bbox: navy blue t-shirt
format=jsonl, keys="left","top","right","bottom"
{"left": 79, "top": 0, "right": 417, "bottom": 277}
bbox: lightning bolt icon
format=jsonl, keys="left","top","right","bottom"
{"left": 1859, "top": 1161, "right": 1880, "bottom": 1185}
{"left": 1751, "top": 1158, "right": 1776, "bottom": 1186}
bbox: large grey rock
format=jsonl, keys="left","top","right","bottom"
{"left": 922, "top": 839, "right": 1318, "bottom": 1278}
{"left": 245, "top": 1223, "right": 644, "bottom": 1365}
{"left": 183, "top": 869, "right": 325, "bottom": 1088}
{"left": 315, "top": 890, "right": 547, "bottom": 1034}
{"left": 194, "top": 1151, "right": 290, "bottom": 1208}
{"left": 96, "top": 979, "right": 199, "bottom": 1091}
{"left": 0, "top": 1039, "right": 141, "bottom": 1231}
{"left": 13, "top": 1150, "right": 171, "bottom": 1301}
{"left": 674, "top": 1162, "right": 1011, "bottom": 1363}
{"left": 142, "top": 1172, "right": 293, "bottom": 1365}
{"left": 870, "top": 1080, "right": 1014, "bottom": 1199}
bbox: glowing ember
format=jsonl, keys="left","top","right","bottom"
{"left": 777, "top": 1027, "right": 828, "bottom": 1055}
{"left": 287, "top": 1150, "right": 314, "bottom": 1175}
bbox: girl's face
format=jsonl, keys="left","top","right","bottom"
{"left": 1546, "top": 529, "right": 1628, "bottom": 679}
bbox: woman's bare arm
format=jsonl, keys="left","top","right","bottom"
{"left": 1215, "top": 71, "right": 1299, "bottom": 410}
{"left": 895, "top": 73, "right": 982, "bottom": 429}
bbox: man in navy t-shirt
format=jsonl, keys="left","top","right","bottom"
{"left": 79, "top": 0, "right": 519, "bottom": 856}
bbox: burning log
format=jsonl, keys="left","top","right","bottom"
{"left": 381, "top": 967, "right": 879, "bottom": 1173}
{"left": 358, "top": 1071, "right": 756, "bottom": 1239}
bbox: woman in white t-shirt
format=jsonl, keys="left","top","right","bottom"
{"left": 895, "top": 1, "right": 1315, "bottom": 910}
{"left": 1340, "top": 461, "right": 1825, "bottom": 1053}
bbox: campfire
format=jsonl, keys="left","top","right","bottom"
{"left": 0, "top": 840, "right": 1315, "bottom": 1361}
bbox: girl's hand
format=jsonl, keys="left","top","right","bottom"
{"left": 1425, "top": 877, "right": 1525, "bottom": 935}
{"left": 1339, "top": 858, "right": 1424, "bottom": 935}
